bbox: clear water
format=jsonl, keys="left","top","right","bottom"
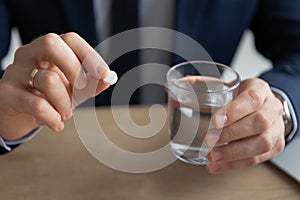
{"left": 168, "top": 78, "right": 231, "bottom": 165}
{"left": 169, "top": 106, "right": 219, "bottom": 165}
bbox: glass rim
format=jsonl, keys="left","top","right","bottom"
{"left": 166, "top": 60, "right": 241, "bottom": 94}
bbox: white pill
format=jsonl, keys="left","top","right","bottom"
{"left": 103, "top": 70, "right": 118, "bottom": 85}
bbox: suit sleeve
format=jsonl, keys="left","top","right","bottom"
{"left": 0, "top": 0, "right": 11, "bottom": 70}
{"left": 0, "top": 0, "right": 17, "bottom": 154}
{"left": 250, "top": 0, "right": 300, "bottom": 139}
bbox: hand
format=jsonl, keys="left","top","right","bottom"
{"left": 0, "top": 32, "right": 111, "bottom": 140}
{"left": 207, "top": 78, "right": 285, "bottom": 173}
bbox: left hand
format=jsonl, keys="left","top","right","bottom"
{"left": 207, "top": 78, "right": 285, "bottom": 173}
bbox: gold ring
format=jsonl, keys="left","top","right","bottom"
{"left": 28, "top": 67, "right": 40, "bottom": 88}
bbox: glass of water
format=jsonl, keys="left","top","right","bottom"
{"left": 166, "top": 61, "right": 240, "bottom": 165}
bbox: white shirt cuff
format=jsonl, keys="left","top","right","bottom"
{"left": 0, "top": 126, "right": 43, "bottom": 151}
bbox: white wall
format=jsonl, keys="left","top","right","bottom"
{"left": 231, "top": 30, "right": 272, "bottom": 79}
{"left": 1, "top": 28, "right": 22, "bottom": 69}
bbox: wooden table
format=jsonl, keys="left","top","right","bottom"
{"left": 0, "top": 106, "right": 299, "bottom": 200}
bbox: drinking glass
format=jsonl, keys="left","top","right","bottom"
{"left": 166, "top": 61, "right": 240, "bottom": 165}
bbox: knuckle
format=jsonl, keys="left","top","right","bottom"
{"left": 227, "top": 103, "right": 239, "bottom": 118}
{"left": 4, "top": 64, "right": 15, "bottom": 75}
{"left": 254, "top": 111, "right": 271, "bottom": 132}
{"left": 61, "top": 32, "right": 80, "bottom": 41}
{"left": 41, "top": 33, "right": 61, "bottom": 51}
{"left": 258, "top": 134, "right": 273, "bottom": 153}
{"left": 60, "top": 96, "right": 71, "bottom": 111}
{"left": 274, "top": 97, "right": 284, "bottom": 114}
{"left": 31, "top": 98, "right": 47, "bottom": 114}
{"left": 250, "top": 78, "right": 269, "bottom": 90}
{"left": 14, "top": 46, "right": 26, "bottom": 59}
{"left": 247, "top": 89, "right": 264, "bottom": 109}
{"left": 43, "top": 71, "right": 61, "bottom": 86}
{"left": 255, "top": 78, "right": 269, "bottom": 88}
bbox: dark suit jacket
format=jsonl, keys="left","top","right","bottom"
{"left": 0, "top": 0, "right": 300, "bottom": 153}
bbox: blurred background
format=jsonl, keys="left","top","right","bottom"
{"left": 1, "top": 28, "right": 272, "bottom": 81}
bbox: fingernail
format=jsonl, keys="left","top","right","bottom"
{"left": 96, "top": 65, "right": 106, "bottom": 76}
{"left": 64, "top": 108, "right": 73, "bottom": 120}
{"left": 215, "top": 114, "right": 227, "bottom": 128}
{"left": 211, "top": 150, "right": 223, "bottom": 163}
{"left": 57, "top": 122, "right": 64, "bottom": 132}
{"left": 76, "top": 73, "right": 87, "bottom": 89}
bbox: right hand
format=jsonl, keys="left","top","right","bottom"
{"left": 0, "top": 32, "right": 112, "bottom": 140}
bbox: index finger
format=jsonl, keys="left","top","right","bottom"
{"left": 61, "top": 32, "right": 117, "bottom": 96}
{"left": 60, "top": 32, "right": 109, "bottom": 79}
{"left": 212, "top": 84, "right": 269, "bottom": 128}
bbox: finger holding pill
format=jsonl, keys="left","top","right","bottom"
{"left": 103, "top": 70, "right": 118, "bottom": 85}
